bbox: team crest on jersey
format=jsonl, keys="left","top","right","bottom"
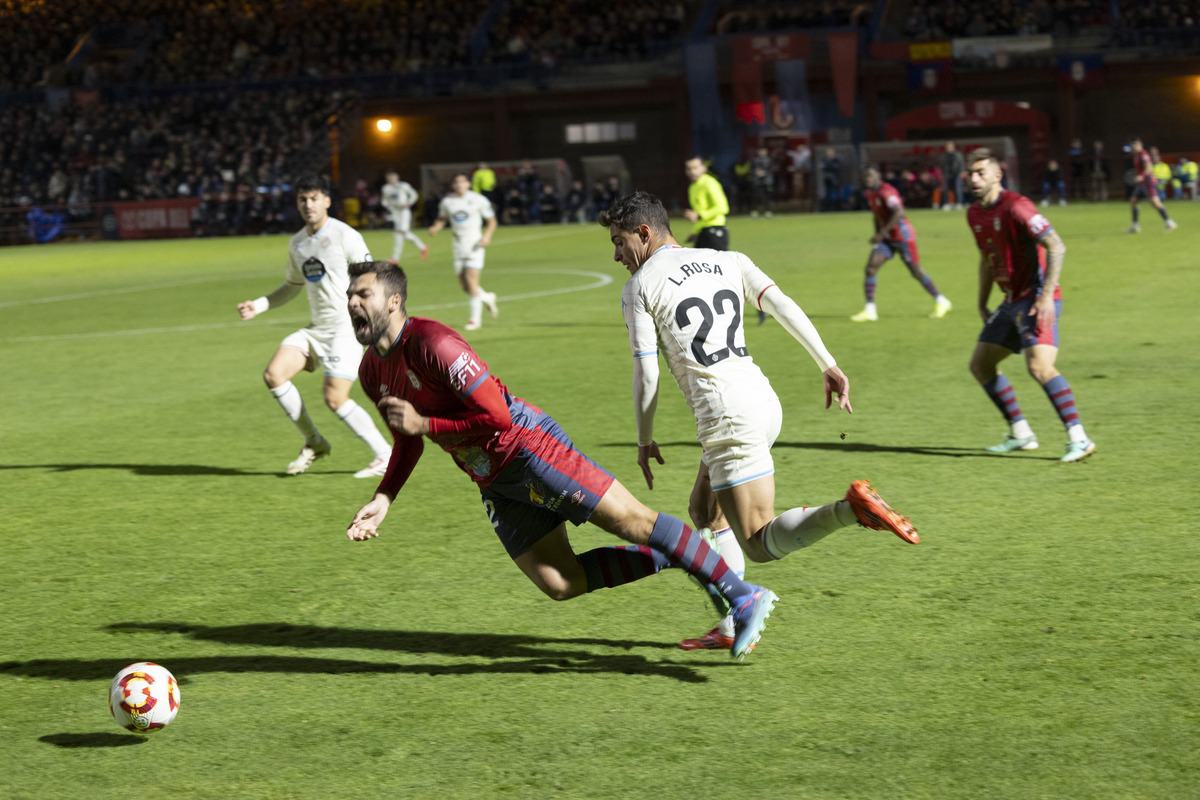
{"left": 406, "top": 370, "right": 421, "bottom": 390}
{"left": 320, "top": 237, "right": 331, "bottom": 249}
{"left": 302, "top": 256, "right": 326, "bottom": 281}
{"left": 379, "top": 384, "right": 388, "bottom": 396}
{"left": 993, "top": 218, "right": 1001, "bottom": 231}
{"left": 974, "top": 225, "right": 982, "bottom": 232}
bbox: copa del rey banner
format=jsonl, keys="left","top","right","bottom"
{"left": 105, "top": 198, "right": 200, "bottom": 239}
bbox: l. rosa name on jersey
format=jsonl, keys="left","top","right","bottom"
{"left": 667, "top": 261, "right": 725, "bottom": 287}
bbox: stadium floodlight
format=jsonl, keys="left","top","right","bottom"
{"left": 376, "top": 119, "right": 393, "bottom": 133}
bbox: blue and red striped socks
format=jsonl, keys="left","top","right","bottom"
{"left": 864, "top": 274, "right": 877, "bottom": 304}
{"left": 578, "top": 545, "right": 670, "bottom": 592}
{"left": 919, "top": 274, "right": 941, "bottom": 299}
{"left": 1042, "top": 374, "right": 1081, "bottom": 430}
{"left": 983, "top": 375, "right": 1025, "bottom": 424}
{"left": 648, "top": 513, "right": 753, "bottom": 608}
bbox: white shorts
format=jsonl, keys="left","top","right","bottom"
{"left": 390, "top": 209, "right": 413, "bottom": 232}
{"left": 280, "top": 326, "right": 364, "bottom": 380}
{"left": 698, "top": 397, "right": 783, "bottom": 491}
{"left": 452, "top": 243, "right": 486, "bottom": 275}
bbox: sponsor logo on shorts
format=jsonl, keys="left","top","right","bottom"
{"left": 526, "top": 480, "right": 568, "bottom": 511}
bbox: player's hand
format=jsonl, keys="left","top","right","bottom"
{"left": 377, "top": 397, "right": 430, "bottom": 436}
{"left": 236, "top": 300, "right": 258, "bottom": 321}
{"left": 979, "top": 305, "right": 992, "bottom": 324}
{"left": 638, "top": 442, "right": 665, "bottom": 489}
{"left": 1030, "top": 295, "right": 1056, "bottom": 334}
{"left": 823, "top": 367, "right": 853, "bottom": 414}
{"left": 683, "top": 209, "right": 699, "bottom": 222}
{"left": 869, "top": 233, "right": 884, "bottom": 245}
{"left": 347, "top": 494, "right": 391, "bottom": 540}
{"left": 478, "top": 235, "right": 492, "bottom": 248}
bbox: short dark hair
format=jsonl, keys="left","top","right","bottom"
{"left": 966, "top": 147, "right": 998, "bottom": 167}
{"left": 349, "top": 260, "right": 408, "bottom": 313}
{"left": 862, "top": 163, "right": 881, "bottom": 175}
{"left": 295, "top": 174, "right": 331, "bottom": 196}
{"left": 598, "top": 190, "right": 672, "bottom": 235}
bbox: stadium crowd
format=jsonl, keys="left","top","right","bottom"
{"left": 0, "top": 86, "right": 355, "bottom": 236}
{"left": 485, "top": 0, "right": 692, "bottom": 67}
{"left": 712, "top": 0, "right": 873, "bottom": 33}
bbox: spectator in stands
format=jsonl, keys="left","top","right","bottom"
{"left": 564, "top": 179, "right": 587, "bottom": 223}
{"left": 819, "top": 147, "right": 843, "bottom": 212}
{"left": 1041, "top": 159, "right": 1067, "bottom": 206}
{"left": 537, "top": 184, "right": 563, "bottom": 224}
{"left": 750, "top": 146, "right": 776, "bottom": 218}
{"left": 939, "top": 141, "right": 966, "bottom": 210}
{"left": 1176, "top": 156, "right": 1198, "bottom": 200}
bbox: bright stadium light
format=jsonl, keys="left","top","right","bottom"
{"left": 376, "top": 118, "right": 393, "bottom": 133}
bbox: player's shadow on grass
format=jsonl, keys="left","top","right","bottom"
{"left": 599, "top": 440, "right": 1057, "bottom": 460}
{"left": 39, "top": 732, "right": 147, "bottom": 748}
{"left": 0, "top": 623, "right": 733, "bottom": 685}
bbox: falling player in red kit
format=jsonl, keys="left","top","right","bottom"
{"left": 964, "top": 148, "right": 1096, "bottom": 463}
{"left": 341, "top": 260, "right": 777, "bottom": 659}
{"left": 1127, "top": 138, "right": 1177, "bottom": 233}
{"left": 852, "top": 165, "right": 952, "bottom": 322}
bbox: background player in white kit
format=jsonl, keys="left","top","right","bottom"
{"left": 428, "top": 173, "right": 499, "bottom": 331}
{"left": 237, "top": 174, "right": 392, "bottom": 477}
{"left": 380, "top": 170, "right": 428, "bottom": 262}
{"left": 600, "top": 191, "right": 918, "bottom": 651}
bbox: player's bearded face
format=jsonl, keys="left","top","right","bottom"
{"left": 348, "top": 278, "right": 392, "bottom": 345}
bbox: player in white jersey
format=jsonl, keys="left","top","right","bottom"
{"left": 237, "top": 174, "right": 392, "bottom": 478}
{"left": 601, "top": 191, "right": 918, "bottom": 651}
{"left": 380, "top": 170, "right": 429, "bottom": 262}
{"left": 428, "top": 173, "right": 499, "bottom": 331}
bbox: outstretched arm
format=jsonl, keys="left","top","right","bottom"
{"left": 756, "top": 285, "right": 851, "bottom": 413}
{"left": 237, "top": 281, "right": 302, "bottom": 320}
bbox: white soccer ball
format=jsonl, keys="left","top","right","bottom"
{"left": 109, "top": 662, "right": 180, "bottom": 734}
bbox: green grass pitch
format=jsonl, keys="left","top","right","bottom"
{"left": 1, "top": 201, "right": 1197, "bottom": 799}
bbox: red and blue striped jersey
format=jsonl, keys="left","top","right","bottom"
{"left": 865, "top": 182, "right": 913, "bottom": 243}
{"left": 359, "top": 316, "right": 543, "bottom": 493}
{"left": 967, "top": 190, "right": 1061, "bottom": 302}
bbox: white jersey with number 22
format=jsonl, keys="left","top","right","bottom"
{"left": 621, "top": 245, "right": 780, "bottom": 425}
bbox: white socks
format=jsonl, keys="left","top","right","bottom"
{"left": 270, "top": 381, "right": 319, "bottom": 444}
{"left": 761, "top": 501, "right": 857, "bottom": 559}
{"left": 468, "top": 293, "right": 483, "bottom": 324}
{"left": 335, "top": 399, "right": 391, "bottom": 459}
{"left": 1011, "top": 418, "right": 1035, "bottom": 440}
{"left": 714, "top": 527, "right": 744, "bottom": 638}
{"left": 1068, "top": 424, "right": 1089, "bottom": 444}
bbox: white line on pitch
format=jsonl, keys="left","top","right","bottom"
{"left": 0, "top": 269, "right": 613, "bottom": 343}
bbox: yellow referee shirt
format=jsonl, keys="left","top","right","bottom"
{"left": 688, "top": 173, "right": 729, "bottom": 236}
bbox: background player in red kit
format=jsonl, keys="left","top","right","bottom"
{"left": 964, "top": 149, "right": 1096, "bottom": 463}
{"left": 341, "top": 261, "right": 777, "bottom": 659}
{"left": 851, "top": 165, "right": 952, "bottom": 322}
{"left": 1127, "top": 138, "right": 1177, "bottom": 233}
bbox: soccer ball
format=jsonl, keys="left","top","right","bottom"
{"left": 109, "top": 662, "right": 180, "bottom": 734}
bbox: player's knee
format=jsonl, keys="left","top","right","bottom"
{"left": 741, "top": 534, "right": 775, "bottom": 564}
{"left": 538, "top": 577, "right": 584, "bottom": 602}
{"left": 262, "top": 368, "right": 283, "bottom": 388}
